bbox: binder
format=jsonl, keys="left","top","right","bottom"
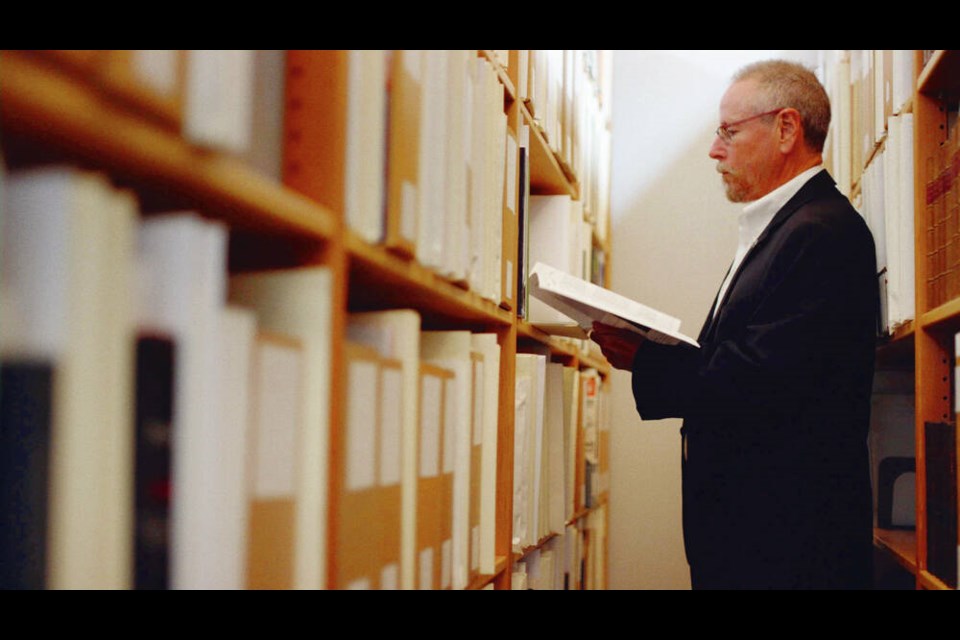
{"left": 228, "top": 266, "right": 334, "bottom": 590}
{"left": 5, "top": 166, "right": 137, "bottom": 589}
{"left": 246, "top": 332, "right": 303, "bottom": 590}
{"left": 346, "top": 309, "right": 421, "bottom": 590}
{"left": 471, "top": 333, "right": 501, "bottom": 576}
{"left": 336, "top": 342, "right": 403, "bottom": 589}
{"left": 384, "top": 50, "right": 422, "bottom": 258}
{"left": 421, "top": 330, "right": 474, "bottom": 589}
{"left": 416, "top": 363, "right": 454, "bottom": 589}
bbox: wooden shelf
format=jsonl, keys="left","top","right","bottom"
{"left": 346, "top": 231, "right": 514, "bottom": 329}
{"left": 0, "top": 50, "right": 337, "bottom": 243}
{"left": 876, "top": 322, "right": 915, "bottom": 370}
{"left": 480, "top": 50, "right": 516, "bottom": 103}
{"left": 874, "top": 528, "right": 918, "bottom": 575}
{"left": 0, "top": 49, "right": 614, "bottom": 591}
{"left": 918, "top": 50, "right": 960, "bottom": 99}
{"left": 468, "top": 555, "right": 510, "bottom": 590}
{"left": 919, "top": 296, "right": 960, "bottom": 334}
{"left": 918, "top": 569, "right": 953, "bottom": 590}
{"left": 516, "top": 320, "right": 612, "bottom": 375}
{"left": 522, "top": 102, "right": 579, "bottom": 198}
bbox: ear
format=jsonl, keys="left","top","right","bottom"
{"left": 777, "top": 108, "right": 803, "bottom": 152}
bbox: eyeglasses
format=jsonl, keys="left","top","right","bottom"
{"left": 715, "top": 108, "right": 784, "bottom": 143}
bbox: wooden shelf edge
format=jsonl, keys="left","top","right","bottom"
{"left": 479, "top": 50, "right": 517, "bottom": 103}
{"left": 918, "top": 569, "right": 955, "bottom": 590}
{"left": 919, "top": 296, "right": 960, "bottom": 331}
{"left": 521, "top": 102, "right": 578, "bottom": 198}
{"left": 346, "top": 231, "right": 514, "bottom": 327}
{"left": 516, "top": 320, "right": 612, "bottom": 375}
{"left": 0, "top": 50, "right": 337, "bottom": 242}
{"left": 873, "top": 528, "right": 918, "bottom": 575}
{"left": 917, "top": 50, "right": 948, "bottom": 95}
{"left": 468, "top": 556, "right": 509, "bottom": 590}
{"left": 512, "top": 532, "right": 560, "bottom": 564}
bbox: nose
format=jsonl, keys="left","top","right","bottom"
{"left": 709, "top": 135, "right": 726, "bottom": 160}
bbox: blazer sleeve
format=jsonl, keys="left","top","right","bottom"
{"left": 631, "top": 339, "right": 700, "bottom": 420}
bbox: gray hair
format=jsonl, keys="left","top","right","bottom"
{"left": 733, "top": 59, "right": 831, "bottom": 154}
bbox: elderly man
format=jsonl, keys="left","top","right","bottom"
{"left": 592, "top": 59, "right": 879, "bottom": 589}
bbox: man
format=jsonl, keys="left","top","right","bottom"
{"left": 592, "top": 59, "right": 879, "bottom": 589}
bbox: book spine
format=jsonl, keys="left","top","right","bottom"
{"left": 0, "top": 361, "right": 54, "bottom": 589}
{"left": 133, "top": 335, "right": 175, "bottom": 590}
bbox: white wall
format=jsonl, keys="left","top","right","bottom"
{"left": 607, "top": 50, "right": 818, "bottom": 589}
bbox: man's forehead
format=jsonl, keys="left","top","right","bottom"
{"left": 719, "top": 79, "right": 758, "bottom": 119}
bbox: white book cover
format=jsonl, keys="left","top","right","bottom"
{"left": 420, "top": 330, "right": 472, "bottom": 590}
{"left": 467, "top": 57, "right": 490, "bottom": 297}
{"left": 4, "top": 166, "right": 137, "bottom": 588}
{"left": 347, "top": 309, "right": 421, "bottom": 590}
{"left": 562, "top": 367, "right": 580, "bottom": 522}
{"left": 544, "top": 362, "right": 566, "bottom": 537}
{"left": 528, "top": 353, "right": 546, "bottom": 544}
{"left": 441, "top": 49, "right": 471, "bottom": 283}
{"left": 528, "top": 261, "right": 698, "bottom": 347}
{"left": 247, "top": 332, "right": 303, "bottom": 589}
{"left": 131, "top": 50, "right": 181, "bottom": 97}
{"left": 527, "top": 195, "right": 578, "bottom": 325}
{"left": 209, "top": 305, "right": 256, "bottom": 589}
{"left": 242, "top": 50, "right": 287, "bottom": 181}
{"left": 228, "top": 266, "right": 333, "bottom": 590}
{"left": 470, "top": 333, "right": 500, "bottom": 575}
{"left": 897, "top": 112, "right": 916, "bottom": 324}
{"left": 416, "top": 50, "right": 449, "bottom": 271}
{"left": 512, "top": 365, "right": 531, "bottom": 552}
{"left": 882, "top": 119, "right": 900, "bottom": 328}
{"left": 184, "top": 50, "right": 254, "bottom": 154}
{"left": 138, "top": 212, "right": 228, "bottom": 590}
{"left": 345, "top": 49, "right": 388, "bottom": 244}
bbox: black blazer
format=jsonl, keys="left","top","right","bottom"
{"left": 631, "top": 169, "right": 879, "bottom": 589}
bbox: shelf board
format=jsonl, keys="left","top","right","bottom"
{"left": 516, "top": 320, "right": 612, "bottom": 375}
{"left": 918, "top": 569, "right": 954, "bottom": 590}
{"left": 876, "top": 322, "right": 916, "bottom": 369}
{"left": 346, "top": 231, "right": 514, "bottom": 329}
{"left": 0, "top": 49, "right": 337, "bottom": 242}
{"left": 514, "top": 532, "right": 560, "bottom": 562}
{"left": 874, "top": 528, "right": 918, "bottom": 575}
{"left": 918, "top": 50, "right": 960, "bottom": 99}
{"left": 522, "top": 103, "right": 579, "bottom": 198}
{"left": 480, "top": 50, "right": 516, "bottom": 103}
{"left": 469, "top": 555, "right": 509, "bottom": 590}
{"left": 919, "top": 296, "right": 960, "bottom": 333}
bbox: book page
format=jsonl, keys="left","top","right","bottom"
{"left": 528, "top": 262, "right": 698, "bottom": 348}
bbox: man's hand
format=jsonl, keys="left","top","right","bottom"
{"left": 590, "top": 322, "right": 645, "bottom": 371}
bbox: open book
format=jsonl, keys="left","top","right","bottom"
{"left": 527, "top": 262, "right": 699, "bottom": 348}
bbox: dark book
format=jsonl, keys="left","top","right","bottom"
{"left": 924, "top": 420, "right": 957, "bottom": 588}
{"left": 134, "top": 335, "right": 176, "bottom": 590}
{"left": 516, "top": 131, "right": 531, "bottom": 320}
{"left": 0, "top": 360, "right": 54, "bottom": 590}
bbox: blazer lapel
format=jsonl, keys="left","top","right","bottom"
{"left": 701, "top": 169, "right": 837, "bottom": 342}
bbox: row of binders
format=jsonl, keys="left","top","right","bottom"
{"left": 819, "top": 50, "right": 917, "bottom": 200}
{"left": 0, "top": 163, "right": 611, "bottom": 589}
{"left": 820, "top": 50, "right": 918, "bottom": 335}
{"left": 857, "top": 111, "right": 916, "bottom": 334}
{"left": 33, "top": 50, "right": 613, "bottom": 325}
{"left": 510, "top": 503, "right": 607, "bottom": 590}
{"left": 920, "top": 120, "right": 960, "bottom": 311}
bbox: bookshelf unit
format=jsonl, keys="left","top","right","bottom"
{"left": 825, "top": 49, "right": 960, "bottom": 590}
{"left": 0, "top": 50, "right": 613, "bottom": 590}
